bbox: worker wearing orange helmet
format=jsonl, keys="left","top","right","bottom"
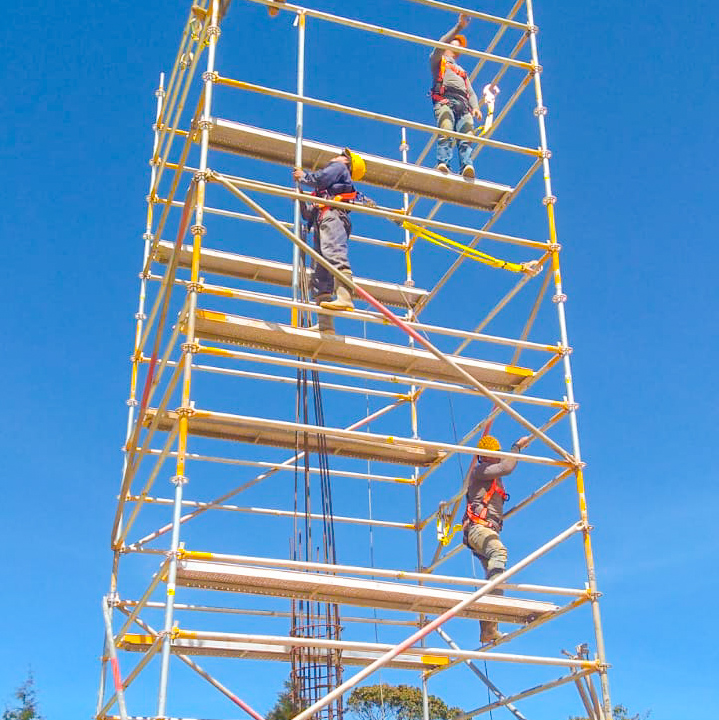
{"left": 462, "top": 433, "right": 531, "bottom": 643}
{"left": 430, "top": 14, "right": 483, "bottom": 178}
{"left": 293, "top": 149, "right": 372, "bottom": 333}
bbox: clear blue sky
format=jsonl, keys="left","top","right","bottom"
{"left": 2, "top": 1, "right": 718, "bottom": 719}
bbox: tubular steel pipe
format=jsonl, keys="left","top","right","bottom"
{"left": 101, "top": 599, "right": 129, "bottom": 720}
{"left": 215, "top": 76, "right": 540, "bottom": 158}
{"left": 129, "top": 398, "right": 408, "bottom": 549}
{"left": 119, "top": 609, "right": 267, "bottom": 720}
{"left": 239, "top": 0, "right": 533, "bottom": 70}
{"left": 403, "top": 0, "right": 529, "bottom": 30}
{"left": 128, "top": 496, "right": 415, "bottom": 531}
{"left": 213, "top": 174, "right": 576, "bottom": 464}
{"left": 525, "top": 0, "right": 612, "bottom": 714}
{"left": 434, "top": 626, "right": 529, "bottom": 720}
{"left": 167, "top": 547, "right": 587, "bottom": 596}
{"left": 194, "top": 344, "right": 563, "bottom": 407}
{"left": 175, "top": 629, "right": 593, "bottom": 668}
{"left": 459, "top": 668, "right": 597, "bottom": 719}
{"left": 289, "top": 522, "right": 585, "bottom": 720}
{"left": 290, "top": 9, "right": 306, "bottom": 323}
{"left": 144, "top": 448, "right": 414, "bottom": 484}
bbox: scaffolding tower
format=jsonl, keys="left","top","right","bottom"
{"left": 96, "top": 2, "right": 612, "bottom": 720}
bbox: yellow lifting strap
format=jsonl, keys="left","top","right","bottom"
{"left": 401, "top": 220, "right": 533, "bottom": 274}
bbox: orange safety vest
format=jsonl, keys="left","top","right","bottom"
{"left": 431, "top": 55, "right": 472, "bottom": 102}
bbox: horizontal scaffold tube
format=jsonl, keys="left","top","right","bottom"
{"left": 120, "top": 600, "right": 420, "bottom": 626}
{"left": 129, "top": 496, "right": 415, "bottom": 531}
{"left": 289, "top": 522, "right": 586, "bottom": 720}
{"left": 191, "top": 345, "right": 567, "bottom": 408}
{"left": 404, "top": 0, "right": 530, "bottom": 30}
{"left": 182, "top": 277, "right": 561, "bottom": 354}
{"left": 212, "top": 173, "right": 576, "bottom": 464}
{"left": 214, "top": 76, "right": 540, "bottom": 158}
{"left": 174, "top": 629, "right": 594, "bottom": 669}
{"left": 243, "top": 0, "right": 534, "bottom": 70}
{"left": 167, "top": 164, "right": 546, "bottom": 248}
{"left": 173, "top": 548, "right": 587, "bottom": 597}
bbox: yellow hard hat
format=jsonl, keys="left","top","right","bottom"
{"left": 343, "top": 147, "right": 366, "bottom": 181}
{"left": 476, "top": 435, "right": 501, "bottom": 452}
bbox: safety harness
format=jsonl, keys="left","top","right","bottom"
{"left": 466, "top": 477, "right": 509, "bottom": 532}
{"left": 431, "top": 55, "right": 472, "bottom": 103}
{"left": 310, "top": 188, "right": 357, "bottom": 224}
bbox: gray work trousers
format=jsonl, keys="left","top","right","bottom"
{"left": 465, "top": 522, "right": 507, "bottom": 578}
{"left": 311, "top": 208, "right": 352, "bottom": 299}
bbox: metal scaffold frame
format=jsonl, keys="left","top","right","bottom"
{"left": 96, "top": 1, "right": 612, "bottom": 719}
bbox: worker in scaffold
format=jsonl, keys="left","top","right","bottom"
{"left": 462, "top": 433, "right": 532, "bottom": 643}
{"left": 430, "top": 13, "right": 484, "bottom": 178}
{"left": 293, "top": 148, "right": 373, "bottom": 334}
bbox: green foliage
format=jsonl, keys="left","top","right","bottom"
{"left": 2, "top": 674, "right": 43, "bottom": 720}
{"left": 570, "top": 704, "right": 650, "bottom": 720}
{"left": 346, "top": 684, "right": 461, "bottom": 720}
{"left": 267, "top": 680, "right": 298, "bottom": 720}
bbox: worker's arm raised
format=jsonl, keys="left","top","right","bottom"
{"left": 430, "top": 13, "right": 471, "bottom": 66}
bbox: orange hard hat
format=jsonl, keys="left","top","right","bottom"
{"left": 452, "top": 34, "right": 467, "bottom": 47}
{"left": 476, "top": 435, "right": 501, "bottom": 452}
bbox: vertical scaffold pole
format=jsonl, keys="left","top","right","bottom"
{"left": 524, "top": 1, "right": 612, "bottom": 717}
{"left": 402, "top": 127, "right": 429, "bottom": 720}
{"left": 98, "top": 71, "right": 166, "bottom": 720}
{"left": 291, "top": 9, "right": 307, "bottom": 326}
{"left": 156, "top": 0, "right": 221, "bottom": 714}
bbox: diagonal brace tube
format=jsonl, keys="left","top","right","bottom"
{"left": 212, "top": 172, "right": 575, "bottom": 465}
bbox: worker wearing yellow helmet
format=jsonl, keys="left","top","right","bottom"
{"left": 429, "top": 14, "right": 484, "bottom": 178}
{"left": 293, "top": 148, "right": 372, "bottom": 333}
{"left": 461, "top": 432, "right": 532, "bottom": 644}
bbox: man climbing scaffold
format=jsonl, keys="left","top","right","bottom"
{"left": 462, "top": 433, "right": 531, "bottom": 643}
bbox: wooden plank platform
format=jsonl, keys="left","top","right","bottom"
{"left": 175, "top": 561, "right": 559, "bottom": 624}
{"left": 193, "top": 312, "right": 533, "bottom": 391}
{"left": 154, "top": 241, "right": 428, "bottom": 308}
{"left": 120, "top": 634, "right": 449, "bottom": 670}
{"left": 144, "top": 408, "right": 446, "bottom": 466}
{"left": 208, "top": 118, "right": 512, "bottom": 210}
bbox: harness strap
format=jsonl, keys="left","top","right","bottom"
{"left": 431, "top": 55, "right": 471, "bottom": 102}
{"left": 315, "top": 191, "right": 357, "bottom": 221}
{"left": 466, "top": 477, "right": 508, "bottom": 530}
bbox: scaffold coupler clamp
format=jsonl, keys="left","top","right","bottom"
{"left": 552, "top": 292, "right": 567, "bottom": 304}
{"left": 542, "top": 194, "right": 557, "bottom": 206}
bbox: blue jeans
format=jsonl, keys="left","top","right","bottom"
{"left": 310, "top": 208, "right": 352, "bottom": 299}
{"left": 434, "top": 100, "right": 474, "bottom": 171}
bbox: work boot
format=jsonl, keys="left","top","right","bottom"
{"left": 480, "top": 620, "right": 504, "bottom": 644}
{"left": 461, "top": 164, "right": 475, "bottom": 179}
{"left": 435, "top": 162, "right": 450, "bottom": 174}
{"left": 320, "top": 273, "right": 354, "bottom": 312}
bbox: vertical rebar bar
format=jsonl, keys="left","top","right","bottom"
{"left": 524, "top": 1, "right": 612, "bottom": 716}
